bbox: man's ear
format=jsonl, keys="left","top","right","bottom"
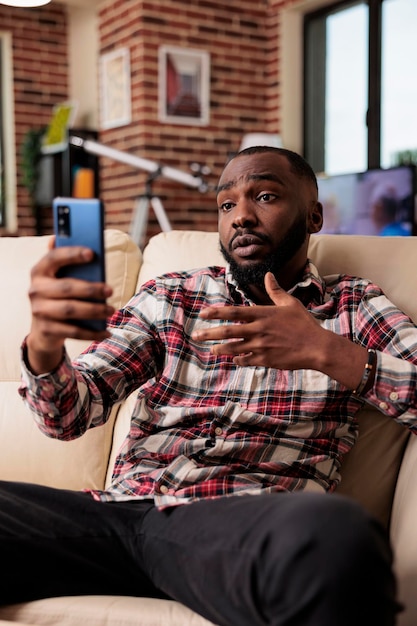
{"left": 308, "top": 201, "right": 323, "bottom": 234}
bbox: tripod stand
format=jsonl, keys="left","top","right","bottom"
{"left": 130, "top": 174, "right": 171, "bottom": 249}
{"left": 69, "top": 135, "right": 209, "bottom": 248}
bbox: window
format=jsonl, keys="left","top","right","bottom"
{"left": 304, "top": 0, "right": 417, "bottom": 175}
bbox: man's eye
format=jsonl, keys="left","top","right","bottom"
{"left": 219, "top": 202, "right": 234, "bottom": 212}
{"left": 257, "top": 193, "right": 277, "bottom": 202}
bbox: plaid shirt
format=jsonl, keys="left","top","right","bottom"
{"left": 19, "top": 262, "right": 417, "bottom": 507}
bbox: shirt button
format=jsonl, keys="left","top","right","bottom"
{"left": 389, "top": 391, "right": 399, "bottom": 401}
{"left": 159, "top": 485, "right": 169, "bottom": 494}
{"left": 379, "top": 402, "right": 388, "bottom": 411}
{"left": 59, "top": 374, "right": 67, "bottom": 383}
{"left": 215, "top": 426, "right": 223, "bottom": 436}
{"left": 48, "top": 412, "right": 55, "bottom": 418}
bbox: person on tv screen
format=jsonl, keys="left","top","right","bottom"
{"left": 370, "top": 182, "right": 411, "bottom": 236}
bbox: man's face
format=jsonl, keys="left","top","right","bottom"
{"left": 216, "top": 152, "right": 322, "bottom": 292}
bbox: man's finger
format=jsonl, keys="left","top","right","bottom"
{"left": 264, "top": 272, "right": 291, "bottom": 306}
{"left": 32, "top": 246, "right": 95, "bottom": 278}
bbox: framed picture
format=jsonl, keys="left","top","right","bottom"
{"left": 158, "top": 45, "right": 210, "bottom": 126}
{"left": 41, "top": 101, "right": 78, "bottom": 154}
{"left": 100, "top": 48, "right": 132, "bottom": 130}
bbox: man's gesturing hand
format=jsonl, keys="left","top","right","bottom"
{"left": 192, "top": 272, "right": 327, "bottom": 370}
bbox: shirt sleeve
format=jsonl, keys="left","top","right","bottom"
{"left": 18, "top": 283, "right": 163, "bottom": 441}
{"left": 355, "top": 290, "right": 417, "bottom": 430}
{"left": 19, "top": 338, "right": 95, "bottom": 440}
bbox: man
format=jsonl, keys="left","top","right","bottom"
{"left": 5, "top": 146, "right": 415, "bottom": 624}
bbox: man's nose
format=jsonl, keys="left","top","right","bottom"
{"left": 232, "top": 199, "right": 258, "bottom": 227}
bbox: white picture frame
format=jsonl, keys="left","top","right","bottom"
{"left": 158, "top": 45, "right": 210, "bottom": 126}
{"left": 100, "top": 48, "right": 132, "bottom": 130}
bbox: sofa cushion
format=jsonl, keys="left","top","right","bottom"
{"left": 0, "top": 596, "right": 215, "bottom": 626}
{"left": 308, "top": 233, "right": 417, "bottom": 323}
{"left": 0, "top": 230, "right": 141, "bottom": 491}
{"left": 335, "top": 406, "right": 408, "bottom": 528}
{"left": 138, "top": 230, "right": 223, "bottom": 286}
{"left": 390, "top": 435, "right": 417, "bottom": 625}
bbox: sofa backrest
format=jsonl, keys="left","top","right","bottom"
{"left": 139, "top": 231, "right": 417, "bottom": 323}
{"left": 0, "top": 229, "right": 141, "bottom": 491}
{"left": 128, "top": 230, "right": 416, "bottom": 527}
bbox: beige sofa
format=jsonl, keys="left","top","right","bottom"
{"left": 0, "top": 228, "right": 417, "bottom": 626}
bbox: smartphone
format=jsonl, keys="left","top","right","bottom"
{"left": 52, "top": 197, "right": 106, "bottom": 331}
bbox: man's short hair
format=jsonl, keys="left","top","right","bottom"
{"left": 235, "top": 146, "right": 318, "bottom": 191}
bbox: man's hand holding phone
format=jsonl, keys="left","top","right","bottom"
{"left": 26, "top": 198, "right": 115, "bottom": 375}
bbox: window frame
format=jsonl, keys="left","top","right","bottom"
{"left": 303, "top": 0, "right": 383, "bottom": 173}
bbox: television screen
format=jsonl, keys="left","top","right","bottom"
{"left": 317, "top": 165, "right": 416, "bottom": 236}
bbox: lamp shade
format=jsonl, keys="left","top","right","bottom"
{"left": 0, "top": 0, "right": 51, "bottom": 6}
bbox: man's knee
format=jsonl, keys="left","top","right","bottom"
{"left": 255, "top": 492, "right": 398, "bottom": 626}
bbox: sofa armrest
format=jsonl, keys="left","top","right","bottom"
{"left": 390, "top": 435, "right": 417, "bottom": 625}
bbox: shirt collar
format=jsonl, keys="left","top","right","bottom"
{"left": 225, "top": 260, "right": 326, "bottom": 307}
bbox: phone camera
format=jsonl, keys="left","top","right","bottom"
{"left": 57, "top": 205, "right": 71, "bottom": 237}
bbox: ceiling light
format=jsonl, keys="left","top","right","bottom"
{"left": 0, "top": 0, "right": 52, "bottom": 6}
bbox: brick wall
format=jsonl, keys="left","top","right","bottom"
{"left": 0, "top": 3, "right": 68, "bottom": 235}
{"left": 98, "top": 0, "right": 282, "bottom": 242}
{"left": 4, "top": 0, "right": 292, "bottom": 240}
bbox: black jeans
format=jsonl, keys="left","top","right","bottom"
{"left": 0, "top": 480, "right": 401, "bottom": 626}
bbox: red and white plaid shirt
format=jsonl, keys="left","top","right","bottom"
{"left": 19, "top": 262, "right": 417, "bottom": 507}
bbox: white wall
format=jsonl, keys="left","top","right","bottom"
{"left": 67, "top": 4, "right": 100, "bottom": 129}
{"left": 1, "top": 31, "right": 17, "bottom": 232}
{"left": 280, "top": 0, "right": 334, "bottom": 152}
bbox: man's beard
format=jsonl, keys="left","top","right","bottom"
{"left": 220, "top": 213, "right": 308, "bottom": 292}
